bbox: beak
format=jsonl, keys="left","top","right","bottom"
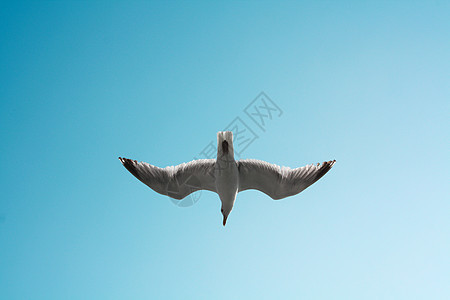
{"left": 223, "top": 215, "right": 228, "bottom": 226}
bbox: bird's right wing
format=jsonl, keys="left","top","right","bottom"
{"left": 237, "top": 159, "right": 335, "bottom": 200}
{"left": 119, "top": 157, "right": 216, "bottom": 200}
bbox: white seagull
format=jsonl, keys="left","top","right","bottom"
{"left": 119, "top": 131, "right": 335, "bottom": 226}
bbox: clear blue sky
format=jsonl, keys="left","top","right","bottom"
{"left": 1, "top": 1, "right": 449, "bottom": 299}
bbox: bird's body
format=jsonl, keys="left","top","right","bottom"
{"left": 214, "top": 132, "right": 239, "bottom": 225}
{"left": 119, "top": 131, "right": 335, "bottom": 226}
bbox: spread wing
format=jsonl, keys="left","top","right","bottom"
{"left": 119, "top": 157, "right": 216, "bottom": 200}
{"left": 237, "top": 159, "right": 335, "bottom": 200}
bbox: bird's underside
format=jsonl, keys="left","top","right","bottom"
{"left": 119, "top": 131, "right": 335, "bottom": 226}
{"left": 118, "top": 157, "right": 335, "bottom": 201}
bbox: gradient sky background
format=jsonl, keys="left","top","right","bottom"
{"left": 1, "top": 1, "right": 449, "bottom": 299}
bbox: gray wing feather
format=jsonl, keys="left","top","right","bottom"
{"left": 119, "top": 157, "right": 216, "bottom": 200}
{"left": 237, "top": 159, "right": 335, "bottom": 200}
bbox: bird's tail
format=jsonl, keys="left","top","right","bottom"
{"left": 217, "top": 131, "right": 234, "bottom": 157}
{"left": 217, "top": 131, "right": 233, "bottom": 144}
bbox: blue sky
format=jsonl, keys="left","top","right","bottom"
{"left": 0, "top": 1, "right": 449, "bottom": 299}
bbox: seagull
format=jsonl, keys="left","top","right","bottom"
{"left": 119, "top": 131, "right": 335, "bottom": 226}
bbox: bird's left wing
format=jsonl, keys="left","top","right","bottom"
{"left": 237, "top": 159, "right": 335, "bottom": 200}
{"left": 119, "top": 157, "right": 216, "bottom": 200}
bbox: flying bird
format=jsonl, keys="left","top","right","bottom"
{"left": 119, "top": 131, "right": 335, "bottom": 226}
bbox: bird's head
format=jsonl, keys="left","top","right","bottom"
{"left": 221, "top": 205, "right": 232, "bottom": 226}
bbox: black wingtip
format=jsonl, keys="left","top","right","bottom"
{"left": 314, "top": 160, "right": 336, "bottom": 181}
{"left": 118, "top": 157, "right": 143, "bottom": 180}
